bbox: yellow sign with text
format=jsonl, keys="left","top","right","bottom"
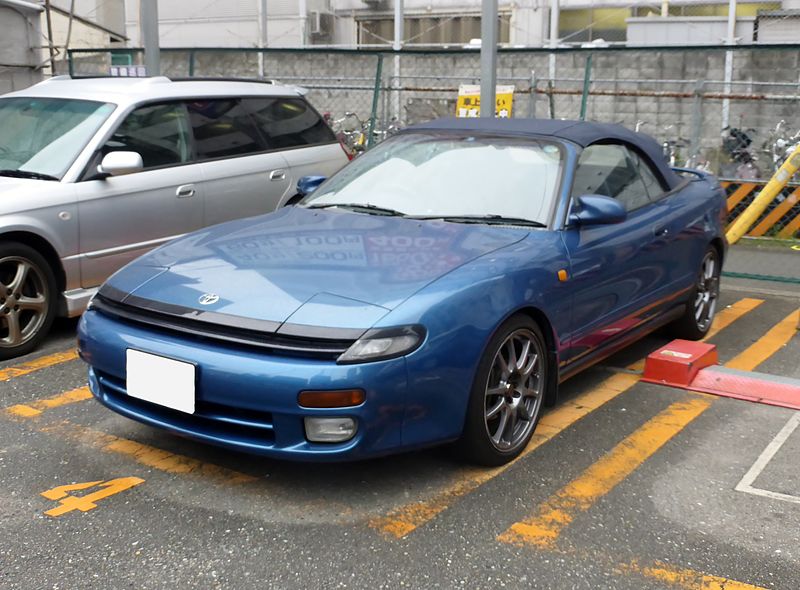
{"left": 456, "top": 84, "right": 515, "bottom": 118}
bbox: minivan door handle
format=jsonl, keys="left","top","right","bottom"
{"left": 176, "top": 184, "right": 196, "bottom": 198}
{"left": 269, "top": 169, "right": 286, "bottom": 181}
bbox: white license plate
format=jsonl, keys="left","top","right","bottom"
{"left": 126, "top": 349, "right": 195, "bottom": 414}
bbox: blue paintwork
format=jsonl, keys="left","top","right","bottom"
{"left": 296, "top": 175, "right": 327, "bottom": 196}
{"left": 569, "top": 194, "right": 627, "bottom": 226}
{"left": 77, "top": 135, "right": 728, "bottom": 462}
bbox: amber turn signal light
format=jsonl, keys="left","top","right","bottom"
{"left": 298, "top": 389, "right": 366, "bottom": 408}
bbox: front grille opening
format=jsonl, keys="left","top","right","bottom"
{"left": 96, "top": 370, "right": 276, "bottom": 444}
{"left": 93, "top": 295, "right": 354, "bottom": 360}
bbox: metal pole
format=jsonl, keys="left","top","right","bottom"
{"left": 727, "top": 145, "right": 800, "bottom": 244}
{"left": 140, "top": 0, "right": 160, "bottom": 76}
{"left": 392, "top": 0, "right": 403, "bottom": 122}
{"left": 529, "top": 70, "right": 537, "bottom": 118}
{"left": 44, "top": 0, "right": 56, "bottom": 75}
{"left": 480, "top": 0, "right": 498, "bottom": 118}
{"left": 721, "top": 0, "right": 737, "bottom": 129}
{"left": 367, "top": 55, "right": 384, "bottom": 149}
{"left": 299, "top": 0, "right": 307, "bottom": 46}
{"left": 689, "top": 80, "right": 704, "bottom": 167}
{"left": 548, "top": 0, "right": 559, "bottom": 83}
{"left": 258, "top": 0, "right": 267, "bottom": 78}
{"left": 579, "top": 54, "right": 592, "bottom": 121}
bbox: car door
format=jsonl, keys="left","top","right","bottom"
{"left": 186, "top": 98, "right": 291, "bottom": 226}
{"left": 633, "top": 150, "right": 707, "bottom": 291}
{"left": 77, "top": 101, "right": 203, "bottom": 288}
{"left": 561, "top": 143, "right": 673, "bottom": 363}
{"left": 243, "top": 96, "right": 348, "bottom": 192}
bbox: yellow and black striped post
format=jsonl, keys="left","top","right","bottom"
{"left": 726, "top": 144, "right": 800, "bottom": 245}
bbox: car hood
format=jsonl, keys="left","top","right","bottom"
{"left": 104, "top": 207, "right": 529, "bottom": 332}
{"left": 0, "top": 176, "right": 47, "bottom": 200}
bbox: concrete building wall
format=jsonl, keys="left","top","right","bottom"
{"left": 0, "top": 4, "right": 43, "bottom": 94}
{"left": 626, "top": 17, "right": 757, "bottom": 46}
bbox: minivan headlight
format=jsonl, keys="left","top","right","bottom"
{"left": 337, "top": 325, "right": 426, "bottom": 364}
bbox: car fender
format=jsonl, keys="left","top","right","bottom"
{"left": 382, "top": 232, "right": 570, "bottom": 448}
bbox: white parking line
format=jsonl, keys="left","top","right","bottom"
{"left": 735, "top": 413, "right": 800, "bottom": 505}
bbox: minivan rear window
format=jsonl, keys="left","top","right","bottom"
{"left": 243, "top": 97, "right": 336, "bottom": 149}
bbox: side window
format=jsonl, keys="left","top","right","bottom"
{"left": 571, "top": 144, "right": 650, "bottom": 212}
{"left": 186, "top": 99, "right": 265, "bottom": 160}
{"left": 628, "top": 150, "right": 667, "bottom": 200}
{"left": 103, "top": 102, "right": 191, "bottom": 169}
{"left": 243, "top": 97, "right": 336, "bottom": 149}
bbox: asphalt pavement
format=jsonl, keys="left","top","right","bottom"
{"left": 0, "top": 284, "right": 798, "bottom": 589}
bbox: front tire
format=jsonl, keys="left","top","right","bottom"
{"left": 457, "top": 314, "right": 550, "bottom": 466}
{"left": 0, "top": 242, "right": 57, "bottom": 360}
{"left": 670, "top": 246, "right": 721, "bottom": 340}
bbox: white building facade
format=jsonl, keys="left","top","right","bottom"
{"left": 123, "top": 0, "right": 796, "bottom": 49}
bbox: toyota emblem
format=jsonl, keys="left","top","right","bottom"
{"left": 198, "top": 293, "right": 220, "bottom": 305}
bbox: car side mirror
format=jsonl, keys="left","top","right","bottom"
{"left": 98, "top": 151, "right": 143, "bottom": 177}
{"left": 297, "top": 175, "right": 327, "bottom": 197}
{"left": 568, "top": 194, "right": 627, "bottom": 227}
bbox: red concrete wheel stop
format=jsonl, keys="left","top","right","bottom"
{"left": 642, "top": 339, "right": 800, "bottom": 411}
{"left": 641, "top": 340, "right": 718, "bottom": 388}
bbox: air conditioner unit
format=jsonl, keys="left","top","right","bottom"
{"left": 309, "top": 11, "right": 334, "bottom": 37}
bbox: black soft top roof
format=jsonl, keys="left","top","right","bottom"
{"left": 404, "top": 117, "right": 681, "bottom": 190}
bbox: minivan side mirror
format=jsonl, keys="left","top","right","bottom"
{"left": 98, "top": 151, "right": 144, "bottom": 177}
{"left": 568, "top": 194, "right": 627, "bottom": 227}
{"left": 297, "top": 175, "right": 327, "bottom": 197}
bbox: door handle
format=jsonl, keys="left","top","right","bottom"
{"left": 269, "top": 169, "right": 286, "bottom": 181}
{"left": 176, "top": 184, "right": 195, "bottom": 198}
{"left": 654, "top": 226, "right": 669, "bottom": 237}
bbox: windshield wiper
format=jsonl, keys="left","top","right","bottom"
{"left": 305, "top": 203, "right": 407, "bottom": 217}
{"left": 410, "top": 214, "right": 547, "bottom": 228}
{"left": 0, "top": 169, "right": 59, "bottom": 181}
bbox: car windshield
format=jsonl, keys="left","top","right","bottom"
{"left": 0, "top": 97, "right": 116, "bottom": 180}
{"left": 303, "top": 132, "right": 563, "bottom": 225}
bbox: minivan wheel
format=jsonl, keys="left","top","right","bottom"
{"left": 0, "top": 242, "right": 57, "bottom": 360}
{"left": 457, "top": 314, "right": 549, "bottom": 466}
{"left": 669, "top": 246, "right": 721, "bottom": 341}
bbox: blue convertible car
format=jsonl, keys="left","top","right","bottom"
{"left": 78, "top": 118, "right": 727, "bottom": 465}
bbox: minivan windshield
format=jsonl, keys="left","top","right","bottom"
{"left": 0, "top": 97, "right": 115, "bottom": 180}
{"left": 303, "top": 133, "right": 563, "bottom": 225}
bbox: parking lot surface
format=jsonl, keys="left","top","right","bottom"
{"left": 0, "top": 281, "right": 798, "bottom": 589}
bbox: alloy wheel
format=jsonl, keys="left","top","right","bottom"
{"left": 483, "top": 328, "right": 545, "bottom": 452}
{"left": 0, "top": 256, "right": 49, "bottom": 349}
{"left": 694, "top": 251, "right": 719, "bottom": 332}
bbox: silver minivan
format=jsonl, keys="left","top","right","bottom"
{"left": 0, "top": 76, "right": 349, "bottom": 359}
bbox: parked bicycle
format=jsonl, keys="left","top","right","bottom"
{"left": 763, "top": 120, "right": 800, "bottom": 174}
{"left": 720, "top": 127, "right": 761, "bottom": 179}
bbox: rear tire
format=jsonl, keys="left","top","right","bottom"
{"left": 457, "top": 314, "right": 550, "bottom": 466}
{"left": 669, "top": 245, "right": 721, "bottom": 340}
{"left": 0, "top": 242, "right": 57, "bottom": 361}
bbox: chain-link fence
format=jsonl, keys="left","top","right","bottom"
{"left": 67, "top": 44, "right": 800, "bottom": 245}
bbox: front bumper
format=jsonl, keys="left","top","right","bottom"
{"left": 78, "top": 309, "right": 410, "bottom": 461}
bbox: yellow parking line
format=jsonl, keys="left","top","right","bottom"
{"left": 702, "top": 298, "right": 764, "bottom": 341}
{"left": 498, "top": 396, "right": 711, "bottom": 549}
{"left": 369, "top": 297, "right": 761, "bottom": 539}
{"left": 6, "top": 386, "right": 93, "bottom": 418}
{"left": 370, "top": 372, "right": 642, "bottom": 538}
{"left": 41, "top": 420, "right": 256, "bottom": 485}
{"left": 621, "top": 560, "right": 768, "bottom": 590}
{"left": 0, "top": 349, "right": 79, "bottom": 382}
{"left": 726, "top": 309, "right": 799, "bottom": 371}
